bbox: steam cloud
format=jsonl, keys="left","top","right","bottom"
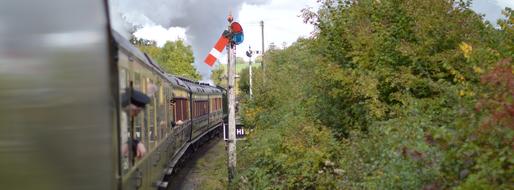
{"left": 109, "top": 0, "right": 270, "bottom": 80}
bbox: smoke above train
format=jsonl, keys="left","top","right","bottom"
{"left": 108, "top": 0, "right": 270, "bottom": 80}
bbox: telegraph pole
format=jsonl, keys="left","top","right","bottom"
{"left": 246, "top": 46, "right": 253, "bottom": 98}
{"left": 260, "top": 20, "right": 265, "bottom": 80}
{"left": 226, "top": 15, "right": 237, "bottom": 183}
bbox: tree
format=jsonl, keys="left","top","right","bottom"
{"left": 134, "top": 38, "right": 201, "bottom": 80}
{"left": 211, "top": 56, "right": 259, "bottom": 89}
{"left": 254, "top": 55, "right": 263, "bottom": 65}
{"left": 211, "top": 64, "right": 226, "bottom": 88}
{"left": 238, "top": 67, "right": 250, "bottom": 95}
{"left": 236, "top": 0, "right": 513, "bottom": 189}
{"left": 236, "top": 57, "right": 246, "bottom": 65}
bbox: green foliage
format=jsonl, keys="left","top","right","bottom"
{"left": 236, "top": 39, "right": 343, "bottom": 189}
{"left": 435, "top": 58, "right": 514, "bottom": 189}
{"left": 237, "top": 0, "right": 514, "bottom": 189}
{"left": 215, "top": 58, "right": 261, "bottom": 74}
{"left": 133, "top": 38, "right": 201, "bottom": 80}
{"left": 238, "top": 67, "right": 250, "bottom": 95}
{"left": 211, "top": 58, "right": 261, "bottom": 94}
{"left": 211, "top": 64, "right": 227, "bottom": 88}
{"left": 236, "top": 118, "right": 341, "bottom": 189}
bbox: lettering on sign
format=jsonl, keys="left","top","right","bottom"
{"left": 223, "top": 123, "right": 247, "bottom": 140}
{"left": 236, "top": 128, "right": 244, "bottom": 135}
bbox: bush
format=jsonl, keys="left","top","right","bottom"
{"left": 235, "top": 1, "right": 513, "bottom": 189}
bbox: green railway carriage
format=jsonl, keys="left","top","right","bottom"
{"left": 0, "top": 1, "right": 226, "bottom": 189}
{"left": 113, "top": 30, "right": 176, "bottom": 190}
{"left": 174, "top": 78, "right": 225, "bottom": 148}
{"left": 1, "top": 1, "right": 117, "bottom": 189}
{"left": 208, "top": 86, "right": 224, "bottom": 130}
{"left": 182, "top": 79, "right": 211, "bottom": 142}
{"left": 167, "top": 74, "right": 192, "bottom": 155}
{"left": 114, "top": 32, "right": 226, "bottom": 190}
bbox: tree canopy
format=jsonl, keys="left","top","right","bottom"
{"left": 211, "top": 56, "right": 261, "bottom": 90}
{"left": 133, "top": 38, "right": 201, "bottom": 80}
{"left": 211, "top": 64, "right": 227, "bottom": 88}
{"left": 236, "top": 1, "right": 513, "bottom": 189}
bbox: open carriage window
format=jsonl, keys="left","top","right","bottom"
{"left": 118, "top": 68, "right": 132, "bottom": 175}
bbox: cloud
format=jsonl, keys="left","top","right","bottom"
{"left": 236, "top": 0, "right": 318, "bottom": 62}
{"left": 108, "top": 0, "right": 270, "bottom": 80}
{"left": 495, "top": 0, "right": 514, "bottom": 8}
{"left": 133, "top": 26, "right": 187, "bottom": 47}
{"left": 472, "top": 0, "right": 512, "bottom": 24}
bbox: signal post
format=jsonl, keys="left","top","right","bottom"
{"left": 226, "top": 24, "right": 237, "bottom": 184}
{"left": 203, "top": 14, "right": 243, "bottom": 184}
{"left": 226, "top": 14, "right": 244, "bottom": 183}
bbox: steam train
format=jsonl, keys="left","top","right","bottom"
{"left": 113, "top": 31, "right": 227, "bottom": 189}
{"left": 0, "top": 1, "right": 226, "bottom": 190}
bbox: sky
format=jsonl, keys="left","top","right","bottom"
{"left": 472, "top": 0, "right": 514, "bottom": 24}
{"left": 132, "top": 0, "right": 513, "bottom": 81}
{"left": 229, "top": 0, "right": 318, "bottom": 63}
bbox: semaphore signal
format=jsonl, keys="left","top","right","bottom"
{"left": 204, "top": 35, "right": 229, "bottom": 66}
{"left": 204, "top": 18, "right": 244, "bottom": 67}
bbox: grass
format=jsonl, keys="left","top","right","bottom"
{"left": 197, "top": 139, "right": 228, "bottom": 190}
{"left": 217, "top": 61, "right": 262, "bottom": 74}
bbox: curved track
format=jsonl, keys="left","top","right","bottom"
{"left": 167, "top": 138, "right": 227, "bottom": 190}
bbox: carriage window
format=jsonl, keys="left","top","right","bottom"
{"left": 217, "top": 98, "right": 220, "bottom": 111}
{"left": 181, "top": 99, "right": 185, "bottom": 121}
{"left": 146, "top": 78, "right": 156, "bottom": 150}
{"left": 179, "top": 99, "right": 183, "bottom": 121}
{"left": 194, "top": 100, "right": 209, "bottom": 117}
{"left": 118, "top": 68, "right": 132, "bottom": 175}
{"left": 193, "top": 100, "right": 197, "bottom": 117}
{"left": 186, "top": 99, "right": 190, "bottom": 119}
{"left": 213, "top": 98, "right": 215, "bottom": 111}
{"left": 175, "top": 98, "right": 181, "bottom": 122}
{"left": 134, "top": 74, "right": 145, "bottom": 153}
{"left": 167, "top": 88, "right": 172, "bottom": 133}
{"left": 157, "top": 84, "right": 166, "bottom": 140}
{"left": 129, "top": 74, "right": 146, "bottom": 164}
{"left": 168, "top": 89, "right": 174, "bottom": 133}
{"left": 195, "top": 101, "right": 202, "bottom": 117}
{"left": 203, "top": 100, "right": 205, "bottom": 115}
{"left": 174, "top": 97, "right": 194, "bottom": 123}
{"left": 133, "top": 74, "right": 141, "bottom": 140}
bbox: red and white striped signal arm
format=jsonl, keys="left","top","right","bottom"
{"left": 204, "top": 34, "right": 229, "bottom": 67}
